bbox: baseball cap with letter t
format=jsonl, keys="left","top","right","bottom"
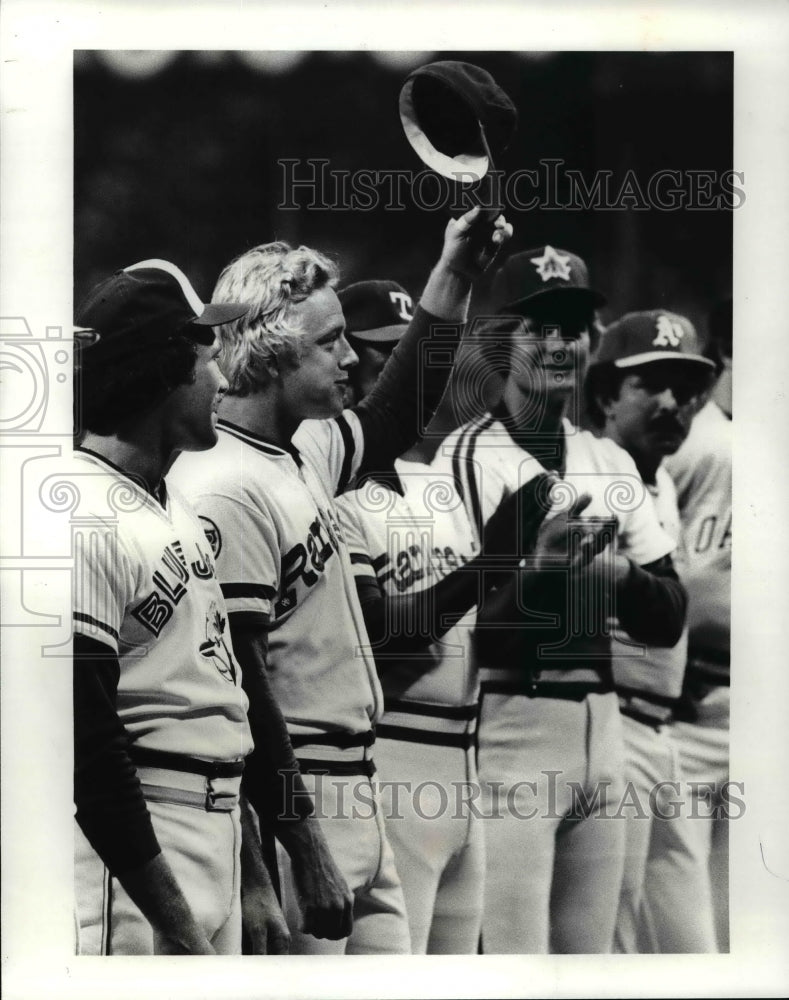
{"left": 592, "top": 310, "right": 715, "bottom": 371}
{"left": 75, "top": 259, "right": 249, "bottom": 350}
{"left": 492, "top": 246, "right": 607, "bottom": 317}
{"left": 338, "top": 280, "right": 414, "bottom": 345}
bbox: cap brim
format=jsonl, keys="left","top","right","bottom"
{"left": 347, "top": 323, "right": 409, "bottom": 345}
{"left": 193, "top": 301, "right": 249, "bottom": 326}
{"left": 498, "top": 286, "right": 607, "bottom": 314}
{"left": 613, "top": 351, "right": 715, "bottom": 370}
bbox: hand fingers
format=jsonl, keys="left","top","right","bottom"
{"left": 302, "top": 899, "right": 354, "bottom": 941}
{"left": 268, "top": 929, "right": 291, "bottom": 955}
{"left": 566, "top": 491, "right": 593, "bottom": 519}
{"left": 454, "top": 204, "right": 482, "bottom": 231}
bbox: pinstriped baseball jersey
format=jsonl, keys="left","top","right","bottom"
{"left": 171, "top": 413, "right": 384, "bottom": 739}
{"left": 434, "top": 414, "right": 675, "bottom": 683}
{"left": 70, "top": 449, "right": 252, "bottom": 761}
{"left": 611, "top": 465, "right": 688, "bottom": 700}
{"left": 335, "top": 458, "right": 480, "bottom": 711}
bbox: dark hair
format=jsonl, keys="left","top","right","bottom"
{"left": 74, "top": 323, "right": 206, "bottom": 436}
{"left": 583, "top": 361, "right": 625, "bottom": 428}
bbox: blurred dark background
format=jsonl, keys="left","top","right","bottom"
{"left": 75, "top": 49, "right": 732, "bottom": 339}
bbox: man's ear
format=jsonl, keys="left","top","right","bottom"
{"left": 596, "top": 392, "right": 616, "bottom": 420}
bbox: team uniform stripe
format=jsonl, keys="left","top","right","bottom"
{"left": 216, "top": 419, "right": 289, "bottom": 458}
{"left": 335, "top": 413, "right": 357, "bottom": 494}
{"left": 350, "top": 552, "right": 373, "bottom": 567}
{"left": 124, "top": 259, "right": 205, "bottom": 317}
{"left": 227, "top": 609, "right": 270, "bottom": 629}
{"left": 73, "top": 611, "right": 119, "bottom": 643}
{"left": 458, "top": 414, "right": 495, "bottom": 544}
{"left": 220, "top": 582, "right": 276, "bottom": 600}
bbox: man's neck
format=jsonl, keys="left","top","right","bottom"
{"left": 219, "top": 393, "right": 298, "bottom": 449}
{"left": 498, "top": 381, "right": 569, "bottom": 471}
{"left": 79, "top": 430, "right": 168, "bottom": 496}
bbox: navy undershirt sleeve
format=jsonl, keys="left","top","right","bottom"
{"left": 73, "top": 634, "right": 161, "bottom": 875}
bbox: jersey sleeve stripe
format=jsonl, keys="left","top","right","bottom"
{"left": 335, "top": 413, "right": 357, "bottom": 495}
{"left": 228, "top": 609, "right": 271, "bottom": 629}
{"left": 350, "top": 552, "right": 373, "bottom": 567}
{"left": 454, "top": 415, "right": 493, "bottom": 544}
{"left": 220, "top": 582, "right": 277, "bottom": 600}
{"left": 73, "top": 611, "right": 120, "bottom": 643}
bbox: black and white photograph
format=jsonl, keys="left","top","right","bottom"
{"left": 2, "top": 3, "right": 788, "bottom": 999}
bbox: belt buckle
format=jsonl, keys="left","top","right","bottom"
{"left": 205, "top": 778, "right": 237, "bottom": 812}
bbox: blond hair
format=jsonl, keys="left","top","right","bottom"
{"left": 212, "top": 241, "right": 339, "bottom": 396}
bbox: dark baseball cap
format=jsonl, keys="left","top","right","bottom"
{"left": 75, "top": 259, "right": 249, "bottom": 347}
{"left": 400, "top": 61, "right": 518, "bottom": 182}
{"left": 592, "top": 310, "right": 715, "bottom": 370}
{"left": 338, "top": 280, "right": 414, "bottom": 344}
{"left": 492, "top": 246, "right": 607, "bottom": 315}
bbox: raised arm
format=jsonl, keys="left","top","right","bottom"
{"left": 73, "top": 635, "right": 214, "bottom": 954}
{"left": 354, "top": 206, "right": 512, "bottom": 474}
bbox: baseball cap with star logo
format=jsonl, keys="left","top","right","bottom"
{"left": 592, "top": 310, "right": 715, "bottom": 370}
{"left": 492, "top": 245, "right": 607, "bottom": 316}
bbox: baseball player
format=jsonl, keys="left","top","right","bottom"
{"left": 584, "top": 310, "right": 717, "bottom": 953}
{"left": 334, "top": 279, "right": 543, "bottom": 953}
{"left": 434, "top": 247, "right": 688, "bottom": 953}
{"left": 69, "top": 259, "right": 280, "bottom": 955}
{"left": 642, "top": 298, "right": 733, "bottom": 952}
{"left": 171, "top": 206, "right": 513, "bottom": 954}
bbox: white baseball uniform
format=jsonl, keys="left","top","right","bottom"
{"left": 336, "top": 458, "right": 484, "bottom": 953}
{"left": 435, "top": 413, "right": 674, "bottom": 953}
{"left": 70, "top": 448, "right": 252, "bottom": 955}
{"left": 612, "top": 466, "right": 717, "bottom": 954}
{"left": 172, "top": 415, "right": 410, "bottom": 955}
{"left": 643, "top": 399, "right": 732, "bottom": 952}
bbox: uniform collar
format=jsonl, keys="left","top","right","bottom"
{"left": 217, "top": 418, "right": 303, "bottom": 466}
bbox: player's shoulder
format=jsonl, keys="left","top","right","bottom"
{"left": 66, "top": 447, "right": 152, "bottom": 520}
{"left": 572, "top": 422, "right": 640, "bottom": 475}
{"left": 432, "top": 412, "right": 499, "bottom": 467}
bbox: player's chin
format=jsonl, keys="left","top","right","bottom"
{"left": 650, "top": 429, "right": 686, "bottom": 455}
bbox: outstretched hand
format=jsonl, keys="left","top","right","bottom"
{"left": 440, "top": 204, "right": 513, "bottom": 280}
{"left": 531, "top": 492, "right": 614, "bottom": 573}
{"left": 482, "top": 472, "right": 557, "bottom": 575}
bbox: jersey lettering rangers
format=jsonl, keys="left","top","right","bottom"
{"left": 336, "top": 459, "right": 480, "bottom": 715}
{"left": 71, "top": 449, "right": 252, "bottom": 762}
{"left": 171, "top": 414, "right": 383, "bottom": 740}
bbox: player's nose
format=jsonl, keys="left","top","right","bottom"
{"left": 339, "top": 334, "right": 358, "bottom": 370}
{"left": 655, "top": 386, "right": 679, "bottom": 411}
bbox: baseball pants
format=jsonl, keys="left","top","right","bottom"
{"left": 375, "top": 736, "right": 485, "bottom": 954}
{"left": 75, "top": 769, "right": 243, "bottom": 955}
{"left": 641, "top": 686, "right": 730, "bottom": 952}
{"left": 613, "top": 713, "right": 717, "bottom": 953}
{"left": 276, "top": 765, "right": 410, "bottom": 955}
{"left": 478, "top": 690, "right": 626, "bottom": 954}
